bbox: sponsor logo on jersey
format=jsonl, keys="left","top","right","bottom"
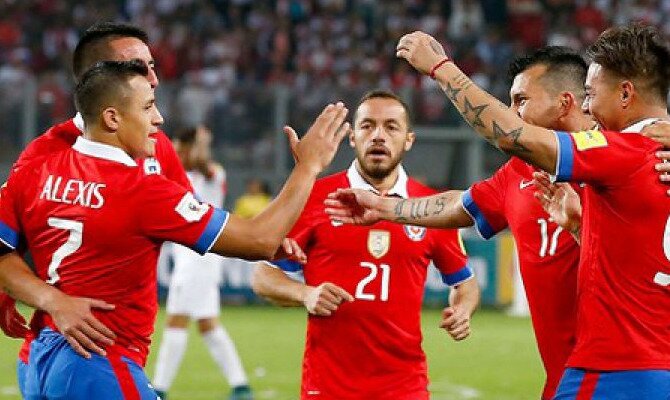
{"left": 143, "top": 158, "right": 162, "bottom": 175}
{"left": 571, "top": 130, "right": 607, "bottom": 151}
{"left": 367, "top": 229, "right": 390, "bottom": 259}
{"left": 175, "top": 192, "right": 209, "bottom": 222}
{"left": 404, "top": 225, "right": 427, "bottom": 241}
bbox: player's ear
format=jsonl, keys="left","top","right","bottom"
{"left": 558, "top": 92, "right": 574, "bottom": 118}
{"left": 404, "top": 130, "right": 416, "bottom": 151}
{"left": 102, "top": 107, "right": 120, "bottom": 131}
{"left": 620, "top": 80, "right": 634, "bottom": 109}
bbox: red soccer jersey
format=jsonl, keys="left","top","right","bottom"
{"left": 277, "top": 164, "right": 472, "bottom": 400}
{"left": 12, "top": 114, "right": 192, "bottom": 191}
{"left": 554, "top": 128, "right": 670, "bottom": 370}
{"left": 462, "top": 157, "right": 579, "bottom": 399}
{"left": 0, "top": 137, "right": 228, "bottom": 366}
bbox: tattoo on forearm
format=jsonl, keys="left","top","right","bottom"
{"left": 492, "top": 121, "right": 531, "bottom": 154}
{"left": 444, "top": 82, "right": 462, "bottom": 102}
{"left": 454, "top": 73, "right": 472, "bottom": 91}
{"left": 434, "top": 196, "right": 446, "bottom": 215}
{"left": 409, "top": 200, "right": 430, "bottom": 219}
{"left": 394, "top": 200, "right": 408, "bottom": 222}
{"left": 463, "top": 97, "right": 487, "bottom": 128}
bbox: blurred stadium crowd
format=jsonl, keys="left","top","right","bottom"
{"left": 0, "top": 0, "right": 668, "bottom": 171}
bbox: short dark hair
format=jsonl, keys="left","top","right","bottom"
{"left": 72, "top": 22, "right": 149, "bottom": 80}
{"left": 508, "top": 46, "right": 588, "bottom": 99}
{"left": 175, "top": 126, "right": 198, "bottom": 145}
{"left": 586, "top": 23, "right": 670, "bottom": 103}
{"left": 355, "top": 90, "right": 413, "bottom": 129}
{"left": 74, "top": 60, "right": 149, "bottom": 125}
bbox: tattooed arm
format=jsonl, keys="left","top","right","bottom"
{"left": 396, "top": 31, "right": 559, "bottom": 173}
{"left": 325, "top": 189, "right": 474, "bottom": 228}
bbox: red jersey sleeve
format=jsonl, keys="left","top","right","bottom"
{"left": 151, "top": 131, "right": 193, "bottom": 192}
{"left": 554, "top": 129, "right": 659, "bottom": 186}
{"left": 0, "top": 170, "right": 26, "bottom": 251}
{"left": 138, "top": 175, "right": 229, "bottom": 255}
{"left": 461, "top": 165, "right": 510, "bottom": 239}
{"left": 430, "top": 228, "right": 472, "bottom": 286}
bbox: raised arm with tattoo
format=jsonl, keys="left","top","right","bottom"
{"left": 396, "top": 31, "right": 559, "bottom": 171}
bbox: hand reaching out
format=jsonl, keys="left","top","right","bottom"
{"left": 440, "top": 305, "right": 471, "bottom": 341}
{"left": 324, "top": 188, "right": 386, "bottom": 225}
{"left": 532, "top": 172, "right": 582, "bottom": 235}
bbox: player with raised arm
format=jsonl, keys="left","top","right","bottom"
{"left": 326, "top": 47, "right": 592, "bottom": 399}
{"left": 252, "top": 90, "right": 479, "bottom": 400}
{"left": 152, "top": 126, "right": 253, "bottom": 400}
{"left": 0, "top": 60, "right": 348, "bottom": 400}
{"left": 327, "top": 24, "right": 670, "bottom": 398}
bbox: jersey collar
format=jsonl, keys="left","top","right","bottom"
{"left": 621, "top": 118, "right": 660, "bottom": 133}
{"left": 72, "top": 136, "right": 137, "bottom": 167}
{"left": 346, "top": 161, "right": 409, "bottom": 198}
{"left": 73, "top": 113, "right": 85, "bottom": 133}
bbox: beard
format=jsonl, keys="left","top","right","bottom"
{"left": 356, "top": 151, "right": 404, "bottom": 180}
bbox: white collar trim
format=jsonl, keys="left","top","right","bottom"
{"left": 346, "top": 161, "right": 409, "bottom": 198}
{"left": 72, "top": 136, "right": 137, "bottom": 167}
{"left": 73, "top": 113, "right": 85, "bottom": 133}
{"left": 621, "top": 118, "right": 661, "bottom": 133}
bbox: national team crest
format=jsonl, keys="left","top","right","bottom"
{"left": 404, "top": 225, "right": 427, "bottom": 241}
{"left": 367, "top": 230, "right": 390, "bottom": 259}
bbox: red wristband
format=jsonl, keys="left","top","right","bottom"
{"left": 429, "top": 57, "right": 451, "bottom": 79}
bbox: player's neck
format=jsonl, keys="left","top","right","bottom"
{"left": 561, "top": 111, "right": 597, "bottom": 132}
{"left": 617, "top": 105, "right": 668, "bottom": 131}
{"left": 355, "top": 162, "right": 400, "bottom": 194}
{"left": 85, "top": 128, "right": 128, "bottom": 155}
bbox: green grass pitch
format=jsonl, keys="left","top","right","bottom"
{"left": 0, "top": 306, "right": 543, "bottom": 399}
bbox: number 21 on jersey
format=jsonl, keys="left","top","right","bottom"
{"left": 355, "top": 262, "right": 390, "bottom": 301}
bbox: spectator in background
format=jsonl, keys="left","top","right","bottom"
{"left": 234, "top": 178, "right": 272, "bottom": 219}
{"left": 153, "top": 126, "right": 252, "bottom": 400}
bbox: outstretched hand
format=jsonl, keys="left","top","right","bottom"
{"left": 324, "top": 188, "right": 385, "bottom": 225}
{"left": 284, "top": 103, "right": 350, "bottom": 175}
{"left": 532, "top": 171, "right": 581, "bottom": 234}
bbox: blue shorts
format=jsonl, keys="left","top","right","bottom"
{"left": 554, "top": 368, "right": 670, "bottom": 400}
{"left": 19, "top": 328, "right": 158, "bottom": 400}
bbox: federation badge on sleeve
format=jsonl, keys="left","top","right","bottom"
{"left": 404, "top": 225, "right": 427, "bottom": 241}
{"left": 570, "top": 130, "right": 607, "bottom": 151}
{"left": 143, "top": 158, "right": 162, "bottom": 175}
{"left": 175, "top": 192, "right": 210, "bottom": 222}
{"left": 367, "top": 230, "right": 390, "bottom": 259}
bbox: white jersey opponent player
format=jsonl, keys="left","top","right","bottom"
{"left": 153, "top": 125, "right": 251, "bottom": 400}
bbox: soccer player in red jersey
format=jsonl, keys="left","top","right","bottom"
{"left": 0, "top": 22, "right": 192, "bottom": 349}
{"left": 0, "top": 60, "right": 348, "bottom": 400}
{"left": 327, "top": 25, "right": 670, "bottom": 399}
{"left": 252, "top": 90, "right": 480, "bottom": 400}
{"left": 323, "top": 47, "right": 592, "bottom": 400}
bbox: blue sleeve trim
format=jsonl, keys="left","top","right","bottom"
{"left": 555, "top": 131, "right": 574, "bottom": 182}
{"left": 441, "top": 264, "right": 474, "bottom": 286}
{"left": 0, "top": 221, "right": 18, "bottom": 250}
{"left": 193, "top": 208, "right": 229, "bottom": 255}
{"left": 273, "top": 259, "right": 304, "bottom": 272}
{"left": 461, "top": 189, "right": 496, "bottom": 239}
